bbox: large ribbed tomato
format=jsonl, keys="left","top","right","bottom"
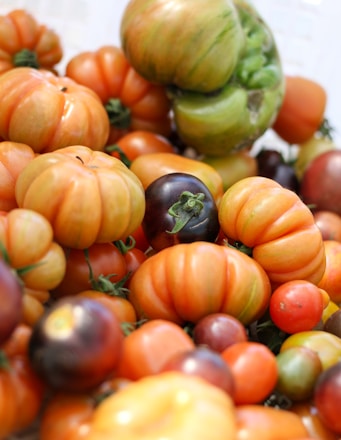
{"left": 0, "top": 9, "right": 63, "bottom": 73}
{"left": 0, "top": 67, "right": 110, "bottom": 153}
{"left": 218, "top": 176, "right": 326, "bottom": 286}
{"left": 129, "top": 241, "right": 271, "bottom": 325}
{"left": 15, "top": 145, "right": 146, "bottom": 249}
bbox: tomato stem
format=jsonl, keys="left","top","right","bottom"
{"left": 13, "top": 48, "right": 40, "bottom": 69}
{"left": 105, "top": 144, "right": 131, "bottom": 168}
{"left": 167, "top": 191, "right": 205, "bottom": 234}
{"left": 0, "top": 350, "right": 10, "bottom": 370}
{"left": 105, "top": 98, "right": 131, "bottom": 129}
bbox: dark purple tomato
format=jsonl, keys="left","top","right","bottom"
{"left": 323, "top": 309, "right": 341, "bottom": 338}
{"left": 28, "top": 296, "right": 124, "bottom": 391}
{"left": 160, "top": 346, "right": 235, "bottom": 396}
{"left": 256, "top": 149, "right": 300, "bottom": 193}
{"left": 192, "top": 312, "right": 248, "bottom": 353}
{"left": 0, "top": 259, "right": 23, "bottom": 345}
{"left": 142, "top": 172, "right": 220, "bottom": 251}
{"left": 300, "top": 150, "right": 341, "bottom": 215}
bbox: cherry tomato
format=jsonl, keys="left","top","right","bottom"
{"left": 269, "top": 280, "right": 325, "bottom": 334}
{"left": 221, "top": 341, "right": 278, "bottom": 405}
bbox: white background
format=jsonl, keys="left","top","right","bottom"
{"left": 0, "top": 0, "right": 340, "bottom": 146}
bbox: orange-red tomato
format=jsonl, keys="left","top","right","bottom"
{"left": 116, "top": 319, "right": 195, "bottom": 380}
{"left": 0, "top": 67, "right": 110, "bottom": 153}
{"left": 218, "top": 176, "right": 326, "bottom": 287}
{"left": 317, "top": 240, "right": 341, "bottom": 303}
{"left": 272, "top": 75, "right": 327, "bottom": 144}
{"left": 0, "top": 9, "right": 63, "bottom": 73}
{"left": 128, "top": 241, "right": 271, "bottom": 326}
{"left": 65, "top": 45, "right": 172, "bottom": 144}
{"left": 221, "top": 341, "right": 278, "bottom": 405}
{"left": 0, "top": 141, "right": 36, "bottom": 211}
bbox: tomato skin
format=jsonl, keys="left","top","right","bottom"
{"left": 0, "top": 9, "right": 63, "bottom": 73}
{"left": 269, "top": 280, "right": 325, "bottom": 334}
{"left": 313, "top": 211, "right": 341, "bottom": 242}
{"left": 129, "top": 241, "right": 271, "bottom": 326}
{"left": 65, "top": 46, "right": 172, "bottom": 143}
{"left": 142, "top": 173, "right": 220, "bottom": 251}
{"left": 130, "top": 152, "right": 224, "bottom": 205}
{"left": 116, "top": 319, "right": 195, "bottom": 381}
{"left": 0, "top": 67, "right": 110, "bottom": 153}
{"left": 221, "top": 341, "right": 278, "bottom": 405}
{"left": 272, "top": 75, "right": 327, "bottom": 144}
{"left": 15, "top": 146, "right": 146, "bottom": 249}
{"left": 218, "top": 176, "right": 326, "bottom": 287}
{"left": 317, "top": 240, "right": 341, "bottom": 303}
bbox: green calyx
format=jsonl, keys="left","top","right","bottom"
{"left": 167, "top": 191, "right": 205, "bottom": 234}
{"left": 105, "top": 98, "right": 131, "bottom": 129}
{"left": 13, "top": 48, "right": 40, "bottom": 69}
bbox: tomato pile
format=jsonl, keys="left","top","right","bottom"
{"left": 1, "top": 3, "right": 341, "bottom": 440}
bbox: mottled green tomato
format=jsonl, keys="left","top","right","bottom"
{"left": 120, "top": 0, "right": 245, "bottom": 93}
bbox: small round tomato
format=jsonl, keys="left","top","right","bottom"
{"left": 142, "top": 172, "right": 220, "bottom": 251}
{"left": 221, "top": 341, "right": 278, "bottom": 405}
{"left": 269, "top": 280, "right": 325, "bottom": 334}
{"left": 313, "top": 211, "right": 341, "bottom": 242}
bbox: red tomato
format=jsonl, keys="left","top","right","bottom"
{"left": 269, "top": 280, "right": 326, "bottom": 334}
{"left": 221, "top": 341, "right": 278, "bottom": 405}
{"left": 272, "top": 75, "right": 327, "bottom": 144}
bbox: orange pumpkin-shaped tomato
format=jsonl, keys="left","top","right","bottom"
{"left": 0, "top": 208, "right": 66, "bottom": 292}
{"left": 0, "top": 141, "right": 36, "bottom": 211}
{"left": 15, "top": 145, "right": 146, "bottom": 249}
{"left": 218, "top": 176, "right": 326, "bottom": 286}
{"left": 129, "top": 241, "right": 271, "bottom": 326}
{"left": 0, "top": 67, "right": 110, "bottom": 153}
{"left": 0, "top": 324, "right": 45, "bottom": 439}
{"left": 0, "top": 9, "right": 63, "bottom": 73}
{"left": 65, "top": 45, "right": 172, "bottom": 144}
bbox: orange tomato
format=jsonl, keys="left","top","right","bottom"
{"left": 317, "top": 240, "right": 341, "bottom": 303}
{"left": 221, "top": 341, "right": 278, "bottom": 405}
{"left": 65, "top": 46, "right": 172, "bottom": 144}
{"left": 272, "top": 75, "right": 327, "bottom": 144}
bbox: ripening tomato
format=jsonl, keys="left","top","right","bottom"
{"left": 128, "top": 241, "right": 271, "bottom": 326}
{"left": 218, "top": 176, "right": 326, "bottom": 287}
{"left": 15, "top": 145, "right": 146, "bottom": 249}
{"left": 269, "top": 280, "right": 326, "bottom": 334}
{"left": 0, "top": 9, "right": 63, "bottom": 73}
{"left": 221, "top": 341, "right": 278, "bottom": 405}
{"left": 272, "top": 75, "right": 327, "bottom": 144}
{"left": 0, "top": 67, "right": 110, "bottom": 153}
{"left": 65, "top": 46, "right": 172, "bottom": 144}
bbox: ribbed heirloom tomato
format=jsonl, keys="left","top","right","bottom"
{"left": 218, "top": 176, "right": 326, "bottom": 286}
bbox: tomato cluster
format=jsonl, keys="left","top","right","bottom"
{"left": 0, "top": 5, "right": 340, "bottom": 440}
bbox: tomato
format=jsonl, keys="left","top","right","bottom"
{"left": 130, "top": 152, "right": 224, "bottom": 205}
{"left": 15, "top": 145, "right": 146, "bottom": 249}
{"left": 129, "top": 241, "right": 271, "bottom": 326}
{"left": 275, "top": 346, "right": 323, "bottom": 402}
{"left": 0, "top": 259, "right": 23, "bottom": 345}
{"left": 142, "top": 173, "right": 220, "bottom": 251}
{"left": 28, "top": 296, "right": 124, "bottom": 391}
{"left": 52, "top": 242, "right": 128, "bottom": 298}
{"left": 21, "top": 287, "right": 50, "bottom": 327}
{"left": 221, "top": 341, "right": 278, "bottom": 405}
{"left": 235, "top": 405, "right": 310, "bottom": 439}
{"left": 313, "top": 210, "right": 341, "bottom": 242}
{"left": 269, "top": 280, "right": 325, "bottom": 334}
{"left": 82, "top": 372, "right": 237, "bottom": 440}
{"left": 317, "top": 240, "right": 341, "bottom": 303}
{"left": 218, "top": 176, "right": 326, "bottom": 287}
{"left": 201, "top": 150, "right": 258, "bottom": 191}
{"left": 0, "top": 208, "right": 66, "bottom": 292}
{"left": 314, "top": 361, "right": 341, "bottom": 434}
{"left": 120, "top": 0, "right": 245, "bottom": 93}
{"left": 0, "top": 324, "right": 45, "bottom": 439}
{"left": 114, "top": 238, "right": 148, "bottom": 286}
{"left": 0, "top": 67, "right": 109, "bottom": 153}
{"left": 0, "top": 141, "right": 35, "bottom": 211}
{"left": 272, "top": 75, "right": 327, "bottom": 144}
{"left": 106, "top": 130, "right": 176, "bottom": 163}
{"left": 300, "top": 150, "right": 341, "bottom": 215}
{"left": 280, "top": 330, "right": 341, "bottom": 370}
{"left": 0, "top": 9, "right": 63, "bottom": 73}
{"left": 65, "top": 46, "right": 172, "bottom": 144}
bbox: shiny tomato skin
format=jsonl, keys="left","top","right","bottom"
{"left": 142, "top": 172, "right": 220, "bottom": 251}
{"left": 269, "top": 280, "right": 325, "bottom": 334}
